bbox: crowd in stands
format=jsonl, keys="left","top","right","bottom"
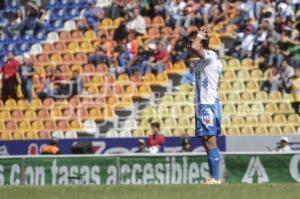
{"left": 0, "top": 0, "right": 299, "bottom": 138}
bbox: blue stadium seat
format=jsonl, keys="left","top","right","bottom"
{"left": 46, "top": 0, "right": 63, "bottom": 9}
{"left": 5, "top": 0, "right": 21, "bottom": 12}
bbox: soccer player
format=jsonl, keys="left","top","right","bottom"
{"left": 187, "top": 27, "right": 223, "bottom": 184}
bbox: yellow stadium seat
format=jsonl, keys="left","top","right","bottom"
{"left": 87, "top": 85, "right": 99, "bottom": 95}
{"left": 186, "top": 127, "right": 195, "bottom": 136}
{"left": 88, "top": 108, "right": 102, "bottom": 121}
{"left": 227, "top": 93, "right": 240, "bottom": 102}
{"left": 24, "top": 110, "right": 37, "bottom": 119}
{"left": 227, "top": 58, "right": 240, "bottom": 70}
{"left": 226, "top": 127, "right": 240, "bottom": 135}
{"left": 232, "top": 81, "right": 245, "bottom": 92}
{"left": 25, "top": 131, "right": 38, "bottom": 139}
{"left": 223, "top": 71, "right": 236, "bottom": 80}
{"left": 161, "top": 95, "right": 173, "bottom": 104}
{"left": 264, "top": 102, "right": 278, "bottom": 113}
{"left": 80, "top": 41, "right": 93, "bottom": 53}
{"left": 50, "top": 54, "right": 62, "bottom": 64}
{"left": 168, "top": 61, "right": 186, "bottom": 75}
{"left": 19, "top": 121, "right": 30, "bottom": 130}
{"left": 4, "top": 99, "right": 17, "bottom": 109}
{"left": 240, "top": 126, "right": 254, "bottom": 135}
{"left": 245, "top": 116, "right": 258, "bottom": 126}
{"left": 117, "top": 73, "right": 130, "bottom": 82}
{"left": 231, "top": 115, "right": 245, "bottom": 126}
{"left": 155, "top": 72, "right": 169, "bottom": 87}
{"left": 282, "top": 126, "right": 296, "bottom": 134}
{"left": 84, "top": 30, "right": 96, "bottom": 41}
{"left": 67, "top": 42, "right": 79, "bottom": 53}
{"left": 174, "top": 93, "right": 186, "bottom": 103}
{"left": 0, "top": 132, "right": 11, "bottom": 140}
{"left": 136, "top": 84, "right": 152, "bottom": 99}
{"left": 178, "top": 84, "right": 193, "bottom": 94}
{"left": 70, "top": 120, "right": 82, "bottom": 130}
{"left": 246, "top": 81, "right": 259, "bottom": 92}
{"left": 182, "top": 105, "right": 194, "bottom": 118}
{"left": 144, "top": 73, "right": 156, "bottom": 85}
{"left": 0, "top": 110, "right": 11, "bottom": 120}
{"left": 240, "top": 92, "right": 253, "bottom": 102}
{"left": 219, "top": 81, "right": 232, "bottom": 92}
{"left": 161, "top": 128, "right": 173, "bottom": 137}
{"left": 31, "top": 121, "right": 43, "bottom": 130}
{"left": 177, "top": 118, "right": 190, "bottom": 128}
{"left": 273, "top": 114, "right": 287, "bottom": 124}
{"left": 139, "top": 118, "right": 151, "bottom": 129}
{"left": 92, "top": 76, "right": 104, "bottom": 85}
{"left": 51, "top": 108, "right": 62, "bottom": 118}
{"left": 255, "top": 91, "right": 268, "bottom": 101}
{"left": 222, "top": 116, "right": 231, "bottom": 127}
{"left": 157, "top": 107, "right": 169, "bottom": 118}
{"left": 278, "top": 102, "right": 294, "bottom": 113}
{"left": 219, "top": 93, "right": 227, "bottom": 102}
{"left": 102, "top": 107, "right": 115, "bottom": 121}
{"left": 250, "top": 69, "right": 263, "bottom": 81}
{"left": 237, "top": 70, "right": 250, "bottom": 80}
{"left": 173, "top": 128, "right": 186, "bottom": 137}
{"left": 254, "top": 126, "right": 268, "bottom": 135}
{"left": 164, "top": 117, "right": 177, "bottom": 128}
{"left": 141, "top": 106, "right": 156, "bottom": 119}
{"left": 269, "top": 91, "right": 282, "bottom": 102}
{"left": 223, "top": 104, "right": 236, "bottom": 115}
{"left": 268, "top": 126, "right": 282, "bottom": 135}
{"left": 31, "top": 98, "right": 42, "bottom": 109}
{"left": 132, "top": 129, "right": 145, "bottom": 137}
{"left": 170, "top": 105, "right": 183, "bottom": 117}
{"left": 241, "top": 58, "right": 254, "bottom": 69}
{"left": 287, "top": 114, "right": 300, "bottom": 125}
{"left": 17, "top": 99, "right": 28, "bottom": 109}
{"left": 283, "top": 93, "right": 293, "bottom": 102}
{"left": 12, "top": 131, "right": 25, "bottom": 140}
{"left": 259, "top": 114, "right": 272, "bottom": 125}
{"left": 249, "top": 103, "right": 264, "bottom": 114}
{"left": 100, "top": 18, "right": 113, "bottom": 29}
{"left": 236, "top": 103, "right": 249, "bottom": 114}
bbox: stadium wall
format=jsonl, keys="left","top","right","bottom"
{"left": 0, "top": 152, "right": 300, "bottom": 185}
{"left": 1, "top": 135, "right": 300, "bottom": 155}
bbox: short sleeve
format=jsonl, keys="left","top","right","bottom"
{"left": 204, "top": 50, "right": 217, "bottom": 60}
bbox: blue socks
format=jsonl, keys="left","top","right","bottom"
{"left": 207, "top": 148, "right": 220, "bottom": 181}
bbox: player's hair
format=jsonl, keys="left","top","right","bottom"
{"left": 151, "top": 122, "right": 160, "bottom": 129}
{"left": 188, "top": 31, "right": 209, "bottom": 49}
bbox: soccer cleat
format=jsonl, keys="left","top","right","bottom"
{"left": 205, "top": 177, "right": 221, "bottom": 184}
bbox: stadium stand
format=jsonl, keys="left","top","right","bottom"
{"left": 0, "top": 0, "right": 299, "bottom": 140}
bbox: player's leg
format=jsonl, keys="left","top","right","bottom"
{"left": 202, "top": 135, "right": 220, "bottom": 182}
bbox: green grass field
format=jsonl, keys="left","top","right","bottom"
{"left": 1, "top": 184, "right": 300, "bottom": 199}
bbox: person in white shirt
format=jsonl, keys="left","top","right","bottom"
{"left": 166, "top": 0, "right": 186, "bottom": 27}
{"left": 126, "top": 8, "right": 146, "bottom": 35}
{"left": 275, "top": 137, "right": 292, "bottom": 152}
{"left": 240, "top": 25, "right": 255, "bottom": 58}
{"left": 187, "top": 27, "right": 223, "bottom": 184}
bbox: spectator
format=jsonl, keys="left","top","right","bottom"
{"left": 70, "top": 70, "right": 84, "bottom": 96}
{"left": 141, "top": 42, "right": 171, "bottom": 75}
{"left": 5, "top": 10, "right": 24, "bottom": 37}
{"left": 146, "top": 122, "right": 165, "bottom": 153}
{"left": 88, "top": 46, "right": 111, "bottom": 66}
{"left": 195, "top": 0, "right": 210, "bottom": 25}
{"left": 181, "top": 137, "right": 191, "bottom": 152}
{"left": 135, "top": 139, "right": 148, "bottom": 153}
{"left": 105, "top": 0, "right": 124, "bottom": 20}
{"left": 53, "top": 68, "right": 68, "bottom": 97}
{"left": 267, "top": 44, "right": 284, "bottom": 68}
{"left": 262, "top": 67, "right": 280, "bottom": 93}
{"left": 17, "top": 54, "right": 35, "bottom": 104}
{"left": 286, "top": 68, "right": 300, "bottom": 113}
{"left": 38, "top": 67, "right": 55, "bottom": 100}
{"left": 279, "top": 60, "right": 295, "bottom": 92}
{"left": 126, "top": 8, "right": 146, "bottom": 35}
{"left": 166, "top": 0, "right": 187, "bottom": 27}
{"left": 1, "top": 51, "right": 20, "bottom": 102}
{"left": 172, "top": 32, "right": 190, "bottom": 61}
{"left": 239, "top": 25, "right": 255, "bottom": 58}
{"left": 273, "top": 137, "right": 292, "bottom": 152}
{"left": 41, "top": 139, "right": 60, "bottom": 155}
{"left": 82, "top": 0, "right": 105, "bottom": 31}
{"left": 127, "top": 45, "right": 151, "bottom": 75}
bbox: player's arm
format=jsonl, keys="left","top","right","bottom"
{"left": 187, "top": 29, "right": 208, "bottom": 59}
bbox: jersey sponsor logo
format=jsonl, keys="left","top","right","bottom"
{"left": 201, "top": 78, "right": 208, "bottom": 90}
{"left": 200, "top": 108, "right": 214, "bottom": 127}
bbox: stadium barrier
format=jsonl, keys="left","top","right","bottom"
{"left": 0, "top": 152, "right": 300, "bottom": 185}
